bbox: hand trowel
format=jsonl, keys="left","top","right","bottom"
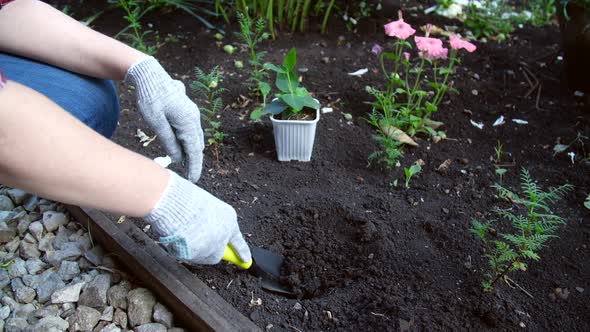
{"left": 222, "top": 245, "right": 294, "bottom": 297}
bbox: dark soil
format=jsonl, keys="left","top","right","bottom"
{"left": 70, "top": 1, "right": 589, "bottom": 330}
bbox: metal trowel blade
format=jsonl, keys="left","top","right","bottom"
{"left": 250, "top": 246, "right": 295, "bottom": 296}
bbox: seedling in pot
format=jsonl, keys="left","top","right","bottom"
{"left": 404, "top": 164, "right": 422, "bottom": 188}
{"left": 250, "top": 48, "right": 320, "bottom": 120}
{"left": 191, "top": 66, "right": 226, "bottom": 163}
{"left": 471, "top": 168, "right": 573, "bottom": 291}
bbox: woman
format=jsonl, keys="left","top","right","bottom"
{"left": 0, "top": 0, "right": 251, "bottom": 265}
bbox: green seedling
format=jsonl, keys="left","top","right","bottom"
{"left": 343, "top": 113, "right": 353, "bottom": 121}
{"left": 404, "top": 164, "right": 422, "bottom": 188}
{"left": 471, "top": 168, "right": 573, "bottom": 291}
{"left": 494, "top": 140, "right": 504, "bottom": 164}
{"left": 584, "top": 195, "right": 590, "bottom": 210}
{"left": 117, "top": 0, "right": 157, "bottom": 55}
{"left": 214, "top": 32, "right": 224, "bottom": 40}
{"left": 192, "top": 66, "right": 227, "bottom": 162}
{"left": 234, "top": 60, "right": 244, "bottom": 69}
{"left": 495, "top": 167, "right": 507, "bottom": 184}
{"left": 236, "top": 12, "right": 270, "bottom": 96}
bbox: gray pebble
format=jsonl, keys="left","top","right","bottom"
{"left": 57, "top": 260, "right": 80, "bottom": 281}
{"left": 152, "top": 303, "right": 173, "bottom": 328}
{"left": 8, "top": 258, "right": 27, "bottom": 278}
{"left": 38, "top": 233, "right": 55, "bottom": 252}
{"left": 101, "top": 323, "right": 122, "bottom": 332}
{"left": 35, "top": 271, "right": 65, "bottom": 303}
{"left": 127, "top": 288, "right": 156, "bottom": 327}
{"left": 78, "top": 274, "right": 111, "bottom": 309}
{"left": 5, "top": 237, "right": 20, "bottom": 253}
{"left": 0, "top": 195, "right": 15, "bottom": 211}
{"left": 113, "top": 308, "right": 127, "bottom": 329}
{"left": 15, "top": 286, "right": 36, "bottom": 304}
{"left": 51, "top": 282, "right": 85, "bottom": 304}
{"left": 0, "top": 305, "right": 11, "bottom": 319}
{"left": 44, "top": 245, "right": 82, "bottom": 267}
{"left": 0, "top": 221, "right": 16, "bottom": 244}
{"left": 100, "top": 305, "right": 114, "bottom": 322}
{"left": 5, "top": 317, "right": 29, "bottom": 332}
{"left": 134, "top": 322, "right": 167, "bottom": 332}
{"left": 25, "top": 258, "right": 46, "bottom": 275}
{"left": 68, "top": 305, "right": 101, "bottom": 331}
{"left": 28, "top": 221, "right": 44, "bottom": 242}
{"left": 42, "top": 212, "right": 68, "bottom": 233}
{"left": 107, "top": 280, "right": 131, "bottom": 310}
{"left": 19, "top": 240, "right": 41, "bottom": 260}
{"left": 17, "top": 215, "right": 32, "bottom": 237}
{"left": 0, "top": 269, "right": 11, "bottom": 288}
{"left": 22, "top": 195, "right": 39, "bottom": 213}
{"left": 29, "top": 315, "right": 68, "bottom": 332}
{"left": 6, "top": 189, "right": 27, "bottom": 205}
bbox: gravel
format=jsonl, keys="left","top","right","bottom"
{"left": 0, "top": 186, "right": 186, "bottom": 331}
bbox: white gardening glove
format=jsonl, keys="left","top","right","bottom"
{"left": 125, "top": 57, "right": 204, "bottom": 182}
{"left": 144, "top": 170, "right": 251, "bottom": 265}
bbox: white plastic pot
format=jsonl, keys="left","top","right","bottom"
{"left": 270, "top": 108, "right": 320, "bottom": 162}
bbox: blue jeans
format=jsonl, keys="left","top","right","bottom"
{"left": 0, "top": 53, "right": 120, "bottom": 138}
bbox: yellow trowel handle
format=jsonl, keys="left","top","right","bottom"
{"left": 222, "top": 245, "right": 253, "bottom": 269}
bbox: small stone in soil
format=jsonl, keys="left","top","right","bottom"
{"left": 576, "top": 287, "right": 584, "bottom": 293}
{"left": 293, "top": 303, "right": 302, "bottom": 310}
{"left": 321, "top": 57, "right": 330, "bottom": 64}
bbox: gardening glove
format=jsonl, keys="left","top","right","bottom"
{"left": 144, "top": 170, "right": 252, "bottom": 265}
{"left": 125, "top": 56, "right": 204, "bottom": 182}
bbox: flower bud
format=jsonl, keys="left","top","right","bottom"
{"left": 209, "top": 80, "right": 218, "bottom": 88}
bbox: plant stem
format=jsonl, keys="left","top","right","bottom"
{"left": 407, "top": 56, "right": 425, "bottom": 110}
{"left": 321, "top": 0, "right": 335, "bottom": 33}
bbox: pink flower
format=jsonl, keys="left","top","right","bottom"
{"left": 449, "top": 35, "right": 477, "bottom": 52}
{"left": 415, "top": 36, "right": 447, "bottom": 60}
{"left": 371, "top": 44, "right": 384, "bottom": 55}
{"left": 384, "top": 18, "right": 416, "bottom": 40}
{"left": 403, "top": 52, "right": 410, "bottom": 61}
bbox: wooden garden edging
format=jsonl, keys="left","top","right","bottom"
{"left": 65, "top": 205, "right": 261, "bottom": 332}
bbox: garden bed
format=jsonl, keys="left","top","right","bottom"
{"left": 80, "top": 1, "right": 589, "bottom": 330}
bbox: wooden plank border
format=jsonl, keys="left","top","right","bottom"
{"left": 65, "top": 205, "right": 261, "bottom": 332}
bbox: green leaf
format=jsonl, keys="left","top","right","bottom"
{"left": 395, "top": 88, "right": 407, "bottom": 95}
{"left": 258, "top": 81, "right": 271, "bottom": 97}
{"left": 280, "top": 94, "right": 306, "bottom": 112}
{"left": 283, "top": 48, "right": 297, "bottom": 71}
{"left": 408, "top": 164, "right": 422, "bottom": 176}
{"left": 303, "top": 96, "right": 320, "bottom": 110}
{"left": 343, "top": 113, "right": 353, "bottom": 121}
{"left": 495, "top": 168, "right": 507, "bottom": 176}
{"left": 263, "top": 63, "right": 286, "bottom": 74}
{"left": 585, "top": 196, "right": 590, "bottom": 210}
{"left": 276, "top": 71, "right": 299, "bottom": 93}
{"left": 250, "top": 107, "right": 265, "bottom": 120}
{"left": 425, "top": 102, "right": 437, "bottom": 113}
{"left": 382, "top": 52, "right": 399, "bottom": 61}
{"left": 264, "top": 98, "right": 289, "bottom": 115}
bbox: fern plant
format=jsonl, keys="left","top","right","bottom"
{"left": 191, "top": 66, "right": 226, "bottom": 162}
{"left": 236, "top": 12, "right": 270, "bottom": 95}
{"left": 471, "top": 168, "right": 573, "bottom": 291}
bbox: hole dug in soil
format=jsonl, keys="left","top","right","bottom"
{"left": 279, "top": 205, "right": 382, "bottom": 299}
